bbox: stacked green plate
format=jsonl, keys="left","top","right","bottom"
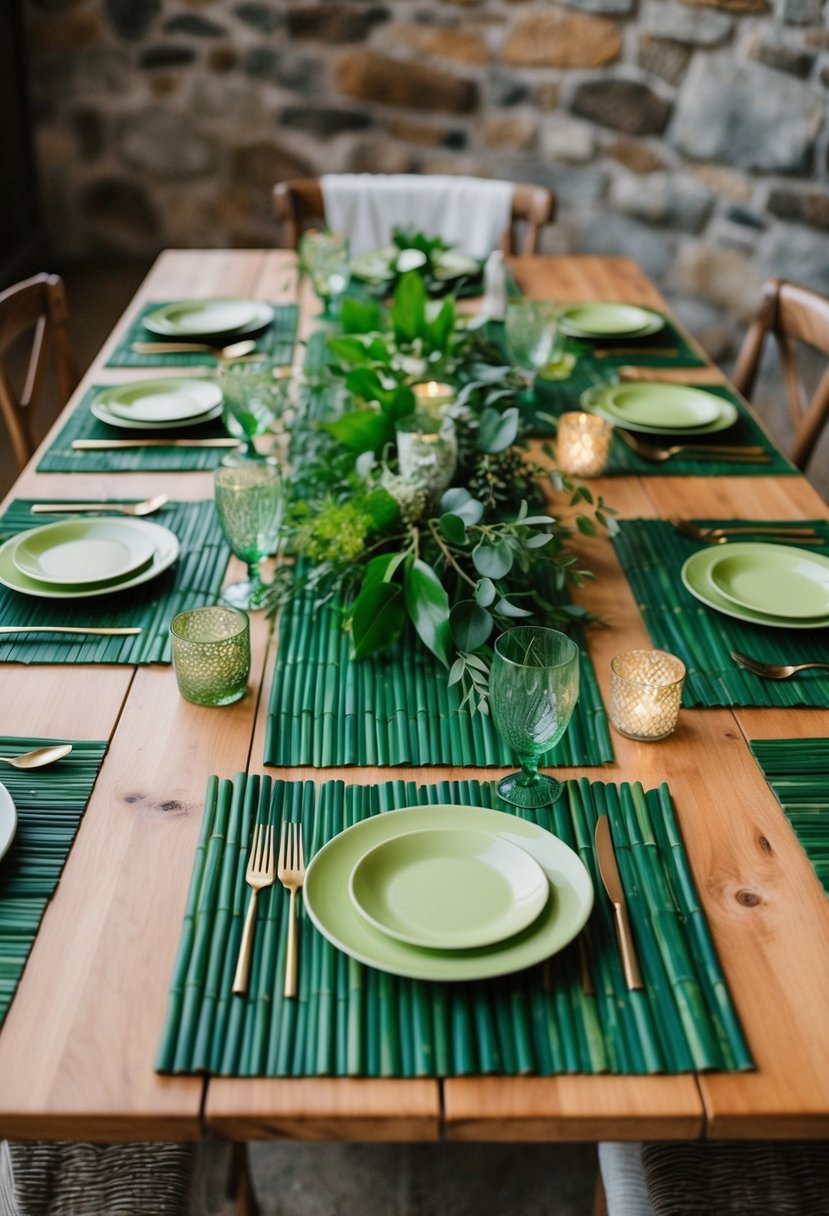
{"left": 90, "top": 378, "right": 223, "bottom": 431}
{"left": 142, "top": 299, "right": 275, "bottom": 339}
{"left": 558, "top": 303, "right": 665, "bottom": 339}
{"left": 682, "top": 542, "right": 829, "bottom": 630}
{"left": 583, "top": 382, "right": 739, "bottom": 436}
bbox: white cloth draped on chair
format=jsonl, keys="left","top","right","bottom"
{"left": 320, "top": 173, "right": 514, "bottom": 258}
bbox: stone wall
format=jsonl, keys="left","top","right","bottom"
{"left": 23, "top": 0, "right": 829, "bottom": 357}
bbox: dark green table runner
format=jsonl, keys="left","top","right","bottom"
{"left": 751, "top": 738, "right": 829, "bottom": 896}
{"left": 156, "top": 772, "right": 751, "bottom": 1077}
{"left": 0, "top": 737, "right": 107, "bottom": 1026}
{"left": 37, "top": 387, "right": 237, "bottom": 473}
{"left": 611, "top": 519, "right": 829, "bottom": 708}
{"left": 264, "top": 586, "right": 612, "bottom": 768}
{"left": 0, "top": 499, "right": 230, "bottom": 665}
{"left": 106, "top": 302, "right": 299, "bottom": 369}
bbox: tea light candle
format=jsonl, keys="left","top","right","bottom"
{"left": 397, "top": 413, "right": 458, "bottom": 501}
{"left": 609, "top": 649, "right": 686, "bottom": 741}
{"left": 556, "top": 411, "right": 613, "bottom": 478}
{"left": 412, "top": 381, "right": 455, "bottom": 412}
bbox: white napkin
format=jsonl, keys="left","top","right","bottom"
{"left": 320, "top": 174, "right": 513, "bottom": 258}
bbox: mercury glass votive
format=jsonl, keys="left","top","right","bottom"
{"left": 396, "top": 412, "right": 458, "bottom": 501}
{"left": 170, "top": 606, "right": 250, "bottom": 707}
{"left": 609, "top": 649, "right": 686, "bottom": 742}
{"left": 556, "top": 411, "right": 613, "bottom": 478}
{"left": 412, "top": 381, "right": 455, "bottom": 414}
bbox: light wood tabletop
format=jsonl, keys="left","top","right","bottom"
{"left": 0, "top": 250, "right": 827, "bottom": 1143}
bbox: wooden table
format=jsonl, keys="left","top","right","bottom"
{"left": 0, "top": 251, "right": 827, "bottom": 1144}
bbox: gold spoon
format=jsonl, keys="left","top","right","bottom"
{"left": 30, "top": 493, "right": 169, "bottom": 517}
{"left": 0, "top": 744, "right": 73, "bottom": 770}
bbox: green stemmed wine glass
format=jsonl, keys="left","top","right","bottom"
{"left": 214, "top": 462, "right": 283, "bottom": 611}
{"left": 504, "top": 300, "right": 560, "bottom": 403}
{"left": 219, "top": 358, "right": 288, "bottom": 464}
{"left": 490, "top": 626, "right": 580, "bottom": 808}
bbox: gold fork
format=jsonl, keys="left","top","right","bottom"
{"left": 278, "top": 821, "right": 306, "bottom": 999}
{"left": 670, "top": 517, "right": 822, "bottom": 543}
{"left": 232, "top": 823, "right": 276, "bottom": 996}
{"left": 616, "top": 429, "right": 770, "bottom": 463}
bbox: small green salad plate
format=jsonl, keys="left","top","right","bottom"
{"left": 91, "top": 379, "right": 223, "bottom": 431}
{"left": 558, "top": 303, "right": 664, "bottom": 339}
{"left": 584, "top": 382, "right": 739, "bottom": 436}
{"left": 142, "top": 299, "right": 274, "bottom": 339}
{"left": 682, "top": 542, "right": 829, "bottom": 629}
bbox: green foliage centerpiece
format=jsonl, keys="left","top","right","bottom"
{"left": 272, "top": 269, "right": 613, "bottom": 714}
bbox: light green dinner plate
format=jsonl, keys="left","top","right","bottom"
{"left": 91, "top": 379, "right": 223, "bottom": 430}
{"left": 558, "top": 303, "right": 664, "bottom": 339}
{"left": 707, "top": 543, "right": 829, "bottom": 620}
{"left": 0, "top": 782, "right": 16, "bottom": 864}
{"left": 304, "top": 804, "right": 594, "bottom": 982}
{"left": 349, "top": 827, "right": 549, "bottom": 950}
{"left": 14, "top": 518, "right": 157, "bottom": 586}
{"left": 600, "top": 383, "right": 720, "bottom": 429}
{"left": 0, "top": 519, "right": 179, "bottom": 600}
{"left": 582, "top": 384, "right": 739, "bottom": 436}
{"left": 682, "top": 544, "right": 829, "bottom": 630}
{"left": 142, "top": 299, "right": 274, "bottom": 339}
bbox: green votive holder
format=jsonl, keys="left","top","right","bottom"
{"left": 170, "top": 606, "right": 250, "bottom": 707}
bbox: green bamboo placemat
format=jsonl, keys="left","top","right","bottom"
{"left": 264, "top": 585, "right": 612, "bottom": 767}
{"left": 0, "top": 737, "right": 107, "bottom": 1026}
{"left": 37, "top": 387, "right": 237, "bottom": 473}
{"left": 0, "top": 499, "right": 230, "bottom": 665}
{"left": 156, "top": 772, "right": 751, "bottom": 1077}
{"left": 612, "top": 518, "right": 829, "bottom": 708}
{"left": 751, "top": 738, "right": 829, "bottom": 896}
{"left": 106, "top": 302, "right": 298, "bottom": 368}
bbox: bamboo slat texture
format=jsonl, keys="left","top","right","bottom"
{"left": 106, "top": 301, "right": 299, "bottom": 368}
{"left": 751, "top": 738, "right": 829, "bottom": 895}
{"left": 0, "top": 499, "right": 230, "bottom": 664}
{"left": 612, "top": 518, "right": 829, "bottom": 708}
{"left": 0, "top": 737, "right": 106, "bottom": 1026}
{"left": 264, "top": 589, "right": 612, "bottom": 768}
{"left": 157, "top": 771, "right": 750, "bottom": 1079}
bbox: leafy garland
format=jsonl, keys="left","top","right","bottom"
{"left": 269, "top": 269, "right": 615, "bottom": 714}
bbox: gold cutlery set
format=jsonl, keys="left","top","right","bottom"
{"left": 233, "top": 821, "right": 306, "bottom": 999}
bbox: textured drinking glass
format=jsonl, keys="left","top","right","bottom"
{"left": 299, "top": 230, "right": 350, "bottom": 316}
{"left": 396, "top": 412, "right": 458, "bottom": 504}
{"left": 170, "top": 606, "right": 250, "bottom": 706}
{"left": 556, "top": 411, "right": 613, "bottom": 477}
{"left": 504, "top": 300, "right": 561, "bottom": 399}
{"left": 214, "top": 462, "right": 283, "bottom": 610}
{"left": 610, "top": 649, "right": 686, "bottom": 741}
{"left": 490, "top": 626, "right": 580, "bottom": 808}
{"left": 219, "top": 358, "right": 287, "bottom": 462}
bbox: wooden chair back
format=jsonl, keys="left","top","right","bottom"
{"left": 732, "top": 277, "right": 829, "bottom": 471}
{"left": 273, "top": 177, "right": 555, "bottom": 256}
{"left": 0, "top": 272, "right": 79, "bottom": 473}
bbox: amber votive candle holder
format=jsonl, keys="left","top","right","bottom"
{"left": 556, "top": 411, "right": 613, "bottom": 477}
{"left": 609, "top": 649, "right": 686, "bottom": 741}
{"left": 170, "top": 606, "right": 250, "bottom": 707}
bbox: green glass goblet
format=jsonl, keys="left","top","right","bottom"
{"left": 299, "top": 229, "right": 350, "bottom": 318}
{"left": 214, "top": 462, "right": 283, "bottom": 611}
{"left": 490, "top": 626, "right": 580, "bottom": 808}
{"left": 219, "top": 358, "right": 288, "bottom": 464}
{"left": 504, "top": 300, "right": 561, "bottom": 404}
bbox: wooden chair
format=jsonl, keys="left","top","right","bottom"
{"left": 0, "top": 272, "right": 80, "bottom": 473}
{"left": 732, "top": 277, "right": 829, "bottom": 472}
{"left": 273, "top": 176, "right": 555, "bottom": 255}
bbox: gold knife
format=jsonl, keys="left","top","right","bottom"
{"left": 72, "top": 438, "right": 241, "bottom": 450}
{"left": 0, "top": 626, "right": 143, "bottom": 636}
{"left": 594, "top": 815, "right": 643, "bottom": 990}
{"left": 592, "top": 346, "right": 680, "bottom": 358}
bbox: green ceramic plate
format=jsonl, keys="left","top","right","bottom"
{"left": 0, "top": 782, "right": 16, "bottom": 864}
{"left": 558, "top": 303, "right": 664, "bottom": 339}
{"left": 682, "top": 544, "right": 829, "bottom": 630}
{"left": 142, "top": 299, "right": 274, "bottom": 339}
{"left": 601, "top": 383, "right": 720, "bottom": 429}
{"left": 349, "top": 827, "right": 549, "bottom": 950}
{"left": 707, "top": 543, "right": 829, "bottom": 620}
{"left": 13, "top": 518, "right": 157, "bottom": 586}
{"left": 91, "top": 379, "right": 223, "bottom": 430}
{"left": 304, "top": 804, "right": 593, "bottom": 982}
{"left": 0, "top": 519, "right": 179, "bottom": 600}
{"left": 582, "top": 385, "right": 739, "bottom": 436}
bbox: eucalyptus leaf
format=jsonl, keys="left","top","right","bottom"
{"left": 440, "top": 487, "right": 485, "bottom": 525}
{"left": 477, "top": 406, "right": 519, "bottom": 454}
{"left": 450, "top": 600, "right": 493, "bottom": 651}
{"left": 439, "top": 513, "right": 467, "bottom": 546}
{"left": 525, "top": 532, "right": 554, "bottom": 548}
{"left": 472, "top": 540, "right": 513, "bottom": 580}
{"left": 495, "top": 597, "right": 534, "bottom": 618}
{"left": 403, "top": 558, "right": 452, "bottom": 668}
{"left": 474, "top": 578, "right": 496, "bottom": 607}
{"left": 351, "top": 581, "right": 405, "bottom": 660}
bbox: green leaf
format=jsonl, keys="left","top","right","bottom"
{"left": 474, "top": 577, "right": 496, "bottom": 607}
{"left": 385, "top": 384, "right": 416, "bottom": 421}
{"left": 450, "top": 600, "right": 493, "bottom": 651}
{"left": 322, "top": 409, "right": 393, "bottom": 453}
{"left": 425, "top": 297, "right": 455, "bottom": 353}
{"left": 361, "top": 551, "right": 405, "bottom": 594}
{"left": 351, "top": 581, "right": 405, "bottom": 660}
{"left": 576, "top": 514, "right": 597, "bottom": 536}
{"left": 363, "top": 487, "right": 401, "bottom": 531}
{"left": 477, "top": 406, "right": 519, "bottom": 454}
{"left": 448, "top": 658, "right": 465, "bottom": 686}
{"left": 339, "top": 296, "right": 383, "bottom": 335}
{"left": 522, "top": 514, "right": 556, "bottom": 526}
{"left": 346, "top": 367, "right": 388, "bottom": 404}
{"left": 524, "top": 531, "right": 553, "bottom": 548}
{"left": 392, "top": 271, "right": 427, "bottom": 344}
{"left": 440, "top": 487, "right": 485, "bottom": 525}
{"left": 439, "top": 512, "right": 467, "bottom": 546}
{"left": 472, "top": 540, "right": 513, "bottom": 579}
{"left": 495, "top": 597, "right": 534, "bottom": 618}
{"left": 327, "top": 336, "right": 375, "bottom": 367}
{"left": 403, "top": 558, "right": 452, "bottom": 668}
